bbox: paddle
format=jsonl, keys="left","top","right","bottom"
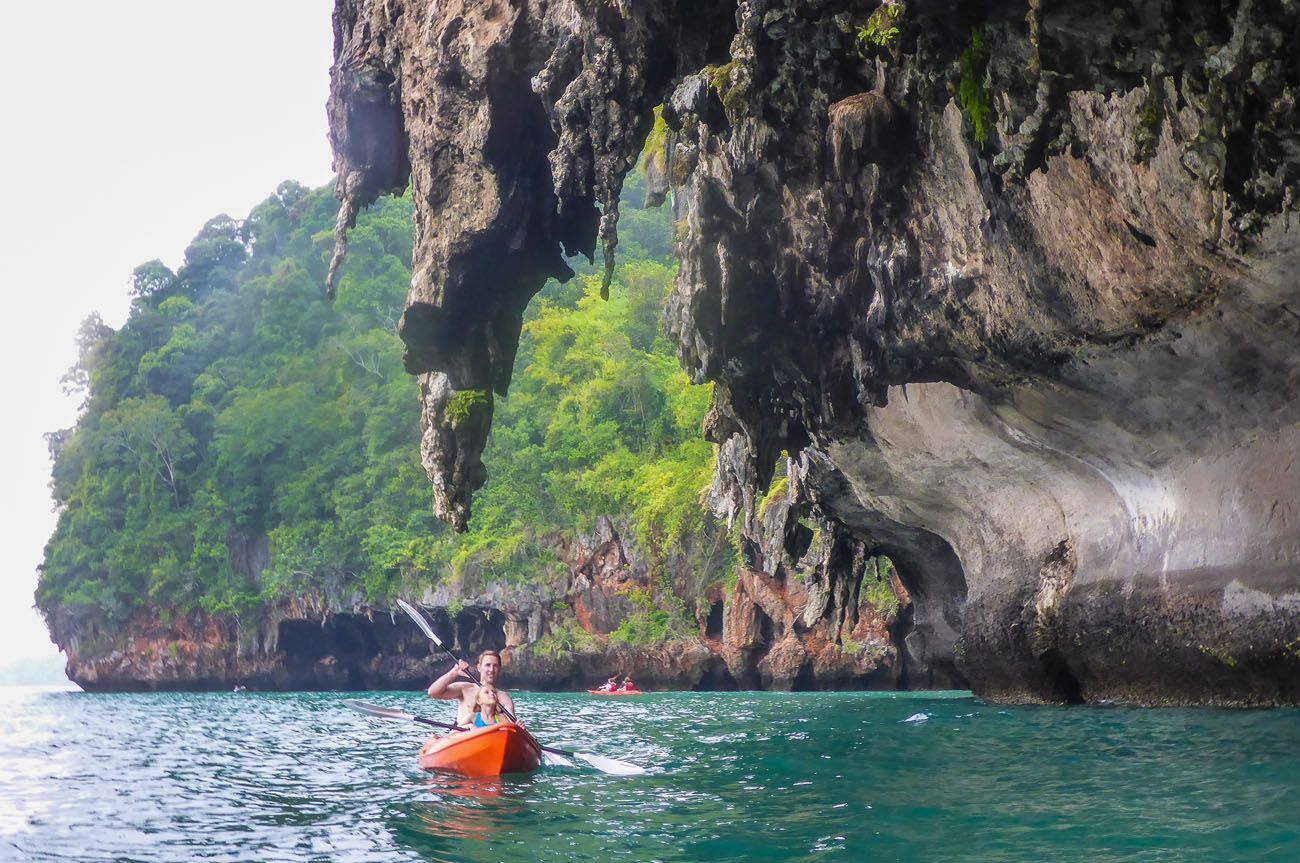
{"left": 396, "top": 598, "right": 646, "bottom": 776}
{"left": 344, "top": 698, "right": 466, "bottom": 732}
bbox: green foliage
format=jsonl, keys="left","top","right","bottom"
{"left": 959, "top": 29, "right": 993, "bottom": 151}
{"left": 640, "top": 105, "right": 670, "bottom": 176}
{"left": 857, "top": 3, "right": 903, "bottom": 50}
{"left": 759, "top": 473, "right": 789, "bottom": 518}
{"left": 531, "top": 617, "right": 600, "bottom": 657}
{"left": 39, "top": 171, "right": 723, "bottom": 634}
{"left": 446, "top": 390, "right": 490, "bottom": 425}
{"left": 39, "top": 187, "right": 429, "bottom": 625}
{"left": 458, "top": 253, "right": 716, "bottom": 582}
{"left": 703, "top": 61, "right": 747, "bottom": 118}
{"left": 608, "top": 588, "right": 673, "bottom": 646}
{"left": 861, "top": 556, "right": 900, "bottom": 617}
{"left": 705, "top": 62, "right": 735, "bottom": 94}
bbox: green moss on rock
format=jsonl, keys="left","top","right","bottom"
{"left": 446, "top": 389, "right": 490, "bottom": 424}
{"left": 959, "top": 29, "right": 993, "bottom": 151}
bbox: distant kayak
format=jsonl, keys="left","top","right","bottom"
{"left": 417, "top": 722, "right": 542, "bottom": 776}
{"left": 586, "top": 689, "right": 644, "bottom": 696}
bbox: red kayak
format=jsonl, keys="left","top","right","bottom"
{"left": 586, "top": 689, "right": 644, "bottom": 696}
{"left": 417, "top": 722, "right": 543, "bottom": 776}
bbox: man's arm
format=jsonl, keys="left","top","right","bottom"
{"left": 427, "top": 660, "right": 473, "bottom": 699}
{"left": 498, "top": 690, "right": 517, "bottom": 718}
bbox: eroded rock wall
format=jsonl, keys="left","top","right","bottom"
{"left": 330, "top": 0, "right": 1300, "bottom": 705}
{"left": 58, "top": 515, "right": 904, "bottom": 692}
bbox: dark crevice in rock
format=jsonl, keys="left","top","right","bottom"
{"left": 791, "top": 661, "right": 818, "bottom": 692}
{"left": 1124, "top": 220, "right": 1158, "bottom": 248}
{"left": 454, "top": 608, "right": 507, "bottom": 656}
{"left": 891, "top": 590, "right": 918, "bottom": 690}
{"left": 705, "top": 600, "right": 724, "bottom": 640}
{"left": 1037, "top": 647, "right": 1084, "bottom": 705}
{"left": 693, "top": 656, "right": 740, "bottom": 692}
{"left": 755, "top": 604, "right": 776, "bottom": 653}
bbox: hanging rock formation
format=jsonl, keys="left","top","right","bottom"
{"left": 329, "top": 0, "right": 1300, "bottom": 705}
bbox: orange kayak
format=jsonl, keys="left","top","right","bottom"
{"left": 586, "top": 689, "right": 644, "bottom": 696}
{"left": 417, "top": 722, "right": 543, "bottom": 776}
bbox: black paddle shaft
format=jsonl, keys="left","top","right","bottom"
{"left": 413, "top": 715, "right": 466, "bottom": 733}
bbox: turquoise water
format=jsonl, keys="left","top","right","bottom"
{"left": 1, "top": 687, "right": 1297, "bottom": 862}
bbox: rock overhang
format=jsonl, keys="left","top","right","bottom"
{"left": 328, "top": 0, "right": 1300, "bottom": 703}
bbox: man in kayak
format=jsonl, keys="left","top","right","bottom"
{"left": 601, "top": 675, "right": 619, "bottom": 692}
{"left": 620, "top": 675, "right": 635, "bottom": 692}
{"left": 426, "top": 650, "right": 518, "bottom": 726}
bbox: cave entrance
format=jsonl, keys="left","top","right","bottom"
{"left": 705, "top": 600, "right": 724, "bottom": 639}
{"left": 277, "top": 613, "right": 382, "bottom": 689}
{"left": 875, "top": 530, "right": 970, "bottom": 691}
{"left": 692, "top": 656, "right": 739, "bottom": 691}
{"left": 1038, "top": 648, "right": 1084, "bottom": 705}
{"left": 791, "top": 661, "right": 818, "bottom": 691}
{"left": 279, "top": 619, "right": 327, "bottom": 670}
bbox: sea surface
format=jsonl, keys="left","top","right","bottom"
{"left": 1, "top": 686, "right": 1297, "bottom": 862}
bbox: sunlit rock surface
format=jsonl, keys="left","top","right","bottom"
{"left": 329, "top": 0, "right": 1300, "bottom": 704}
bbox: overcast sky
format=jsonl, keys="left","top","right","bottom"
{"left": 0, "top": 1, "right": 336, "bottom": 671}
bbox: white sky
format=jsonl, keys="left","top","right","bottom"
{"left": 0, "top": 1, "right": 336, "bottom": 667}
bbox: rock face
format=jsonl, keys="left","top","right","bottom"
{"left": 58, "top": 516, "right": 904, "bottom": 692}
{"left": 329, "top": 0, "right": 1300, "bottom": 705}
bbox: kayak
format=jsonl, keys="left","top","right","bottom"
{"left": 586, "top": 689, "right": 644, "bottom": 696}
{"left": 417, "top": 722, "right": 543, "bottom": 776}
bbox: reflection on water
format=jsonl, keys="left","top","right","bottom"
{"left": 1, "top": 687, "right": 1298, "bottom": 862}
{"left": 394, "top": 774, "right": 535, "bottom": 861}
{"left": 0, "top": 687, "right": 75, "bottom": 837}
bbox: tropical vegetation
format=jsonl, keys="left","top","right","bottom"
{"left": 37, "top": 170, "right": 723, "bottom": 635}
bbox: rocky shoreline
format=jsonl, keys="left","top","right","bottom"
{"left": 55, "top": 510, "right": 914, "bottom": 694}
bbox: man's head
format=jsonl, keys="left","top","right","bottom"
{"left": 477, "top": 650, "right": 502, "bottom": 684}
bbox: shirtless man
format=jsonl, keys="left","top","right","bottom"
{"left": 426, "top": 650, "right": 518, "bottom": 727}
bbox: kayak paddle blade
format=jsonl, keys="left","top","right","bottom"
{"left": 344, "top": 699, "right": 462, "bottom": 732}
{"left": 542, "top": 751, "right": 575, "bottom": 768}
{"left": 397, "top": 598, "right": 443, "bottom": 646}
{"left": 344, "top": 699, "right": 416, "bottom": 722}
{"left": 573, "top": 751, "right": 646, "bottom": 776}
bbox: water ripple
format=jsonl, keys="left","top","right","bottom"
{"left": 1, "top": 688, "right": 1298, "bottom": 861}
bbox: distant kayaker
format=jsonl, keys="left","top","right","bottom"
{"left": 426, "top": 650, "right": 517, "bottom": 726}
{"left": 602, "top": 676, "right": 619, "bottom": 692}
{"left": 620, "top": 676, "right": 635, "bottom": 691}
{"left": 472, "top": 685, "right": 505, "bottom": 727}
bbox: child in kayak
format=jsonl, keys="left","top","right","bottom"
{"left": 472, "top": 685, "right": 506, "bottom": 727}
{"left": 620, "top": 676, "right": 635, "bottom": 691}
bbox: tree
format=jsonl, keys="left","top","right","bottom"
{"left": 129, "top": 260, "right": 176, "bottom": 300}
{"left": 60, "top": 312, "right": 114, "bottom": 400}
{"left": 99, "top": 396, "right": 195, "bottom": 509}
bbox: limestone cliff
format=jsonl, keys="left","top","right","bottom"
{"left": 59, "top": 516, "right": 904, "bottom": 692}
{"left": 328, "top": 0, "right": 1300, "bottom": 705}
